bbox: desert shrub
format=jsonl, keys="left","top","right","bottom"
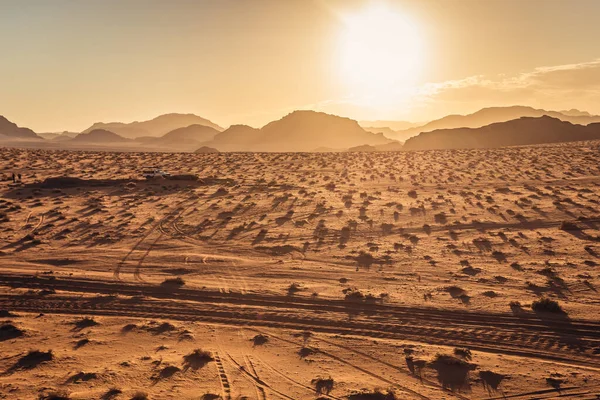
{"left": 161, "top": 277, "right": 185, "bottom": 287}
{"left": 531, "top": 298, "right": 564, "bottom": 313}
{"left": 72, "top": 317, "right": 99, "bottom": 330}
{"left": 453, "top": 348, "right": 472, "bottom": 361}
{"left": 130, "top": 392, "right": 148, "bottom": 400}
{"left": 287, "top": 282, "right": 302, "bottom": 295}
{"left": 298, "top": 346, "right": 317, "bottom": 358}
{"left": 0, "top": 323, "right": 24, "bottom": 341}
{"left": 182, "top": 349, "right": 213, "bottom": 370}
{"left": 312, "top": 377, "right": 334, "bottom": 394}
{"left": 38, "top": 391, "right": 70, "bottom": 400}
{"left": 155, "top": 365, "right": 180, "bottom": 380}
{"left": 11, "top": 349, "right": 53, "bottom": 370}
{"left": 343, "top": 287, "right": 365, "bottom": 302}
{"left": 101, "top": 388, "right": 122, "bottom": 400}
{"left": 251, "top": 334, "right": 269, "bottom": 346}
{"left": 348, "top": 389, "right": 397, "bottom": 400}
{"left": 509, "top": 301, "right": 522, "bottom": 312}
{"left": 66, "top": 371, "right": 97, "bottom": 383}
{"left": 145, "top": 321, "right": 177, "bottom": 334}
{"left": 200, "top": 394, "right": 221, "bottom": 400}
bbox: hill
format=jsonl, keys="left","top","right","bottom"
{"left": 207, "top": 111, "right": 393, "bottom": 152}
{"left": 0, "top": 116, "right": 41, "bottom": 140}
{"left": 194, "top": 146, "right": 219, "bottom": 153}
{"left": 394, "top": 106, "right": 600, "bottom": 141}
{"left": 137, "top": 124, "right": 221, "bottom": 150}
{"left": 38, "top": 131, "right": 78, "bottom": 140}
{"left": 403, "top": 116, "right": 600, "bottom": 150}
{"left": 71, "top": 129, "right": 130, "bottom": 143}
{"left": 362, "top": 126, "right": 397, "bottom": 138}
{"left": 82, "top": 113, "right": 224, "bottom": 138}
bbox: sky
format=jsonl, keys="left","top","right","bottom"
{"left": 1, "top": 0, "right": 600, "bottom": 132}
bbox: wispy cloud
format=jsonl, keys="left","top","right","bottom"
{"left": 413, "top": 59, "right": 600, "bottom": 118}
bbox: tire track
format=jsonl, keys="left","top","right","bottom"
{"left": 114, "top": 193, "right": 198, "bottom": 280}
{"left": 2, "top": 272, "right": 599, "bottom": 339}
{"left": 1, "top": 277, "right": 600, "bottom": 369}
{"left": 243, "top": 356, "right": 268, "bottom": 400}
{"left": 250, "top": 353, "right": 343, "bottom": 400}
{"left": 247, "top": 329, "right": 434, "bottom": 400}
{"left": 213, "top": 352, "right": 232, "bottom": 400}
{"left": 222, "top": 352, "right": 294, "bottom": 400}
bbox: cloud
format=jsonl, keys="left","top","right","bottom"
{"left": 239, "top": 58, "right": 600, "bottom": 125}
{"left": 415, "top": 59, "right": 600, "bottom": 117}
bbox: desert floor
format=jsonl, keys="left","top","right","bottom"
{"left": 1, "top": 142, "right": 600, "bottom": 399}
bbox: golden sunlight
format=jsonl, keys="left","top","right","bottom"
{"left": 337, "top": 3, "right": 424, "bottom": 100}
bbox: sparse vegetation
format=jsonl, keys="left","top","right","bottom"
{"left": 183, "top": 349, "right": 213, "bottom": 370}
{"left": 532, "top": 297, "right": 565, "bottom": 314}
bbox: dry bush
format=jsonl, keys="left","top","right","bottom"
{"left": 10, "top": 349, "right": 53, "bottom": 371}
{"left": 531, "top": 298, "right": 564, "bottom": 314}
{"left": 101, "top": 388, "right": 122, "bottom": 400}
{"left": 0, "top": 323, "right": 24, "bottom": 341}
{"left": 161, "top": 277, "right": 185, "bottom": 287}
{"left": 348, "top": 389, "right": 398, "bottom": 400}
{"left": 182, "top": 349, "right": 213, "bottom": 370}
{"left": 130, "top": 392, "right": 148, "bottom": 400}
{"left": 38, "top": 391, "right": 71, "bottom": 400}
{"left": 251, "top": 334, "right": 269, "bottom": 346}
{"left": 312, "top": 377, "right": 334, "bottom": 394}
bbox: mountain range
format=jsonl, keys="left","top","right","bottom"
{"left": 3, "top": 106, "right": 600, "bottom": 152}
{"left": 82, "top": 113, "right": 224, "bottom": 138}
{"left": 403, "top": 115, "right": 600, "bottom": 150}
{"left": 204, "top": 110, "right": 394, "bottom": 152}
{"left": 368, "top": 106, "right": 600, "bottom": 141}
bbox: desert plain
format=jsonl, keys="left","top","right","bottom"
{"left": 1, "top": 142, "right": 600, "bottom": 400}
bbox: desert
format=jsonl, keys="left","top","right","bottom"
{"left": 3, "top": 0, "right": 600, "bottom": 398}
{"left": 1, "top": 140, "right": 600, "bottom": 399}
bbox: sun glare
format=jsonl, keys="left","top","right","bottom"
{"left": 338, "top": 3, "right": 424, "bottom": 100}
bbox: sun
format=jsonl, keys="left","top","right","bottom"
{"left": 337, "top": 3, "right": 424, "bottom": 99}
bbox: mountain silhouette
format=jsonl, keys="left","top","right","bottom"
{"left": 394, "top": 106, "right": 600, "bottom": 141}
{"left": 137, "top": 124, "right": 221, "bottom": 150}
{"left": 82, "top": 113, "right": 224, "bottom": 138}
{"left": 403, "top": 116, "right": 600, "bottom": 150}
{"left": 71, "top": 129, "right": 131, "bottom": 143}
{"left": 194, "top": 146, "right": 219, "bottom": 153}
{"left": 0, "top": 116, "right": 41, "bottom": 140}
{"left": 38, "top": 131, "right": 78, "bottom": 140}
{"left": 207, "top": 110, "right": 393, "bottom": 152}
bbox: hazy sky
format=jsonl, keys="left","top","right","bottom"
{"left": 2, "top": 0, "right": 600, "bottom": 132}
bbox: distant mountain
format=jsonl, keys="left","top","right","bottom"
{"left": 82, "top": 113, "right": 224, "bottom": 138}
{"left": 38, "top": 131, "right": 79, "bottom": 140}
{"left": 347, "top": 141, "right": 404, "bottom": 152}
{"left": 207, "top": 111, "right": 393, "bottom": 152}
{"left": 394, "top": 106, "right": 600, "bottom": 141}
{"left": 362, "top": 126, "right": 397, "bottom": 138}
{"left": 359, "top": 120, "right": 420, "bottom": 131}
{"left": 194, "top": 146, "right": 219, "bottom": 153}
{"left": 403, "top": 116, "right": 600, "bottom": 150}
{"left": 560, "top": 109, "right": 593, "bottom": 117}
{"left": 207, "top": 125, "right": 261, "bottom": 151}
{"left": 0, "top": 116, "right": 41, "bottom": 140}
{"left": 71, "top": 129, "right": 130, "bottom": 143}
{"left": 137, "top": 124, "right": 221, "bottom": 150}
{"left": 347, "top": 144, "right": 378, "bottom": 152}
